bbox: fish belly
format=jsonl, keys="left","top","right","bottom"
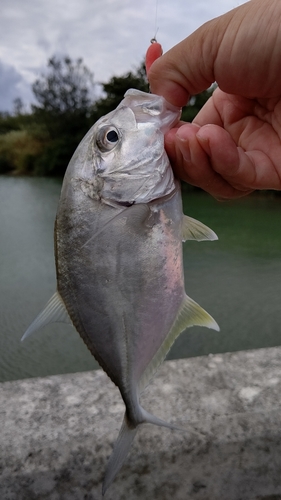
{"left": 55, "top": 184, "right": 185, "bottom": 401}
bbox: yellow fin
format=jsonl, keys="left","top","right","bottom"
{"left": 182, "top": 215, "right": 218, "bottom": 242}
{"left": 139, "top": 295, "right": 219, "bottom": 393}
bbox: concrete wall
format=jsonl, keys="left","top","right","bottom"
{"left": 1, "top": 346, "right": 281, "bottom": 500}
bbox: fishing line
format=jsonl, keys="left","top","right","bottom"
{"left": 153, "top": 0, "right": 159, "bottom": 42}
{"left": 145, "top": 0, "right": 162, "bottom": 79}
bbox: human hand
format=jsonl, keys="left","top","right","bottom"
{"left": 148, "top": 0, "right": 281, "bottom": 199}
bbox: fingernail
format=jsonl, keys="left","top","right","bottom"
{"left": 196, "top": 130, "right": 208, "bottom": 142}
{"left": 176, "top": 131, "right": 191, "bottom": 163}
{"left": 196, "top": 129, "right": 211, "bottom": 156}
{"left": 176, "top": 126, "right": 188, "bottom": 142}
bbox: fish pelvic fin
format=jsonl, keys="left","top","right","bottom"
{"left": 21, "top": 291, "right": 73, "bottom": 341}
{"left": 139, "top": 295, "right": 220, "bottom": 393}
{"left": 102, "top": 408, "right": 180, "bottom": 495}
{"left": 182, "top": 215, "right": 218, "bottom": 242}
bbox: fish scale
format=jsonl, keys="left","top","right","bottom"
{"left": 22, "top": 88, "right": 219, "bottom": 495}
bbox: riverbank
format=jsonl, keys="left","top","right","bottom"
{"left": 1, "top": 346, "right": 281, "bottom": 499}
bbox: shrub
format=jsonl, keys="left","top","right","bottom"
{"left": 0, "top": 129, "right": 48, "bottom": 174}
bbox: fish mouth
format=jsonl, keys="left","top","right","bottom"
{"left": 119, "top": 89, "right": 181, "bottom": 134}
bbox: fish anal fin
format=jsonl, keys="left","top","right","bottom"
{"left": 139, "top": 295, "right": 219, "bottom": 392}
{"left": 21, "top": 291, "right": 73, "bottom": 341}
{"left": 175, "top": 294, "right": 220, "bottom": 332}
{"left": 182, "top": 215, "right": 218, "bottom": 242}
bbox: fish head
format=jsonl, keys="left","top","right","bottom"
{"left": 68, "top": 89, "right": 181, "bottom": 206}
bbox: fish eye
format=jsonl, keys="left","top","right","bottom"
{"left": 96, "top": 126, "right": 120, "bottom": 152}
{"left": 106, "top": 130, "right": 118, "bottom": 143}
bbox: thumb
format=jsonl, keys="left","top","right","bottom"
{"left": 147, "top": 19, "right": 222, "bottom": 107}
{"left": 148, "top": 1, "right": 264, "bottom": 107}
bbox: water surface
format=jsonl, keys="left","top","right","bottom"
{"left": 0, "top": 177, "right": 280, "bottom": 382}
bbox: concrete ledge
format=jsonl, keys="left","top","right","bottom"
{"left": 1, "top": 347, "right": 281, "bottom": 499}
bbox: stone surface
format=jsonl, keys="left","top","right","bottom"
{"left": 1, "top": 347, "right": 281, "bottom": 499}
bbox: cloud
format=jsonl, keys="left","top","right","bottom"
{"left": 0, "top": 61, "right": 33, "bottom": 113}
{"left": 0, "top": 0, "right": 246, "bottom": 112}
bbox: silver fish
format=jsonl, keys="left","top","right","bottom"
{"left": 22, "top": 89, "right": 219, "bottom": 494}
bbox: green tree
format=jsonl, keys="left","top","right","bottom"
{"left": 0, "top": 107, "right": 47, "bottom": 173}
{"left": 32, "top": 56, "right": 94, "bottom": 114}
{"left": 31, "top": 56, "right": 95, "bottom": 175}
{"left": 13, "top": 97, "right": 24, "bottom": 116}
{"left": 92, "top": 61, "right": 149, "bottom": 120}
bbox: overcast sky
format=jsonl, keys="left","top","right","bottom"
{"left": 0, "top": 0, "right": 247, "bottom": 113}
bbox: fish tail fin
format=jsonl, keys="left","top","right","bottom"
{"left": 102, "top": 407, "right": 181, "bottom": 495}
{"left": 140, "top": 407, "right": 182, "bottom": 431}
{"left": 102, "top": 413, "right": 137, "bottom": 496}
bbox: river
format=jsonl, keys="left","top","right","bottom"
{"left": 0, "top": 176, "right": 281, "bottom": 382}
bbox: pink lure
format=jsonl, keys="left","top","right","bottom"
{"left": 145, "top": 39, "right": 163, "bottom": 75}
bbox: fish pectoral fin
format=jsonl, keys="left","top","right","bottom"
{"left": 82, "top": 204, "right": 150, "bottom": 248}
{"left": 139, "top": 295, "right": 219, "bottom": 392}
{"left": 123, "top": 203, "right": 151, "bottom": 230}
{"left": 182, "top": 215, "right": 218, "bottom": 242}
{"left": 21, "top": 291, "right": 73, "bottom": 341}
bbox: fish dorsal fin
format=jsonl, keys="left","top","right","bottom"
{"left": 139, "top": 295, "right": 219, "bottom": 393}
{"left": 182, "top": 215, "right": 218, "bottom": 242}
{"left": 21, "top": 291, "right": 73, "bottom": 341}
